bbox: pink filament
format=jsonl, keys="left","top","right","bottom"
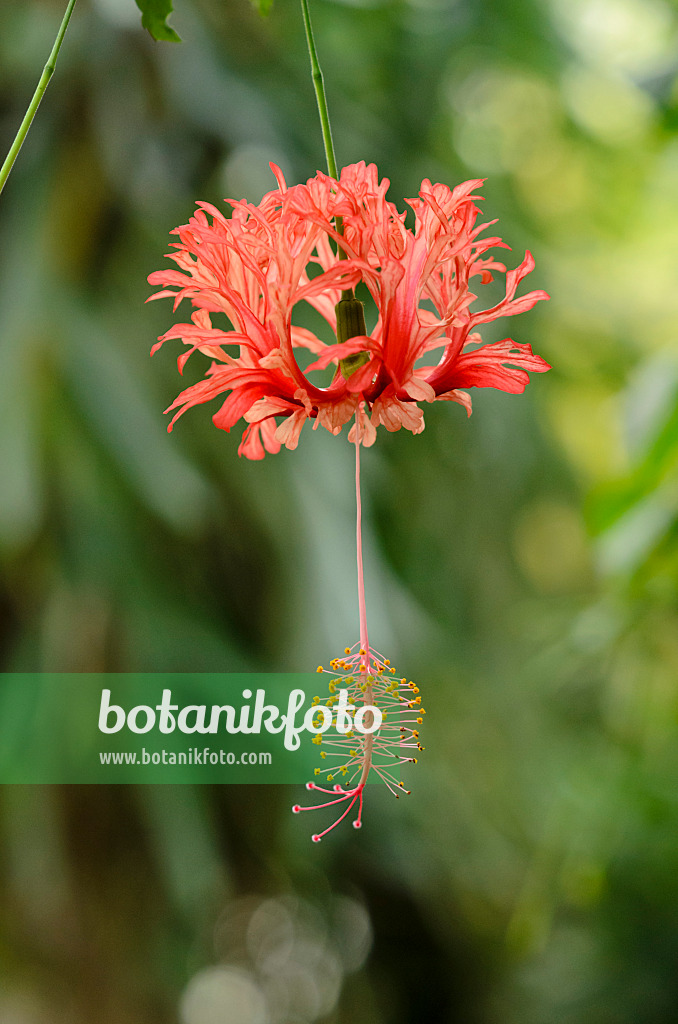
{"left": 296, "top": 781, "right": 366, "bottom": 841}
{"left": 311, "top": 785, "right": 364, "bottom": 841}
{"left": 295, "top": 794, "right": 354, "bottom": 812}
{"left": 353, "top": 786, "right": 364, "bottom": 828}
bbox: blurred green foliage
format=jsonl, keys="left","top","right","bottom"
{"left": 1, "top": 0, "right": 678, "bottom": 1021}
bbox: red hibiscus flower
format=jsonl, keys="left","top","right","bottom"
{"left": 148, "top": 162, "right": 550, "bottom": 459}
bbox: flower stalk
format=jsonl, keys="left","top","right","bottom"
{"left": 0, "top": 0, "right": 78, "bottom": 196}
{"left": 299, "top": 0, "right": 338, "bottom": 181}
{"left": 300, "top": 0, "right": 352, "bottom": 278}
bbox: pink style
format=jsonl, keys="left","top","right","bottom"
{"left": 147, "top": 161, "right": 550, "bottom": 459}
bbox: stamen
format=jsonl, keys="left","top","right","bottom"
{"left": 293, "top": 642, "right": 422, "bottom": 839}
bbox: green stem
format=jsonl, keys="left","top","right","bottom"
{"left": 300, "top": 0, "right": 353, "bottom": 302}
{"left": 0, "top": 0, "right": 78, "bottom": 196}
{"left": 300, "top": 0, "right": 338, "bottom": 180}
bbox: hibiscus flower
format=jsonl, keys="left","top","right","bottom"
{"left": 148, "top": 162, "right": 550, "bottom": 459}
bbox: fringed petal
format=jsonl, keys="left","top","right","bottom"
{"left": 149, "top": 164, "right": 550, "bottom": 454}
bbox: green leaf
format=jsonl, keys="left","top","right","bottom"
{"left": 250, "top": 0, "right": 274, "bottom": 15}
{"left": 135, "top": 0, "right": 181, "bottom": 42}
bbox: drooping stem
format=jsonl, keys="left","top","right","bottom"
{"left": 299, "top": 0, "right": 338, "bottom": 181}
{"left": 300, "top": 0, "right": 353, "bottom": 289}
{"left": 0, "top": 0, "right": 78, "bottom": 196}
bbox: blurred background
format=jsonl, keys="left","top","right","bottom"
{"left": 1, "top": 0, "right": 678, "bottom": 1019}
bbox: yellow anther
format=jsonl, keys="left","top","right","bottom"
{"left": 314, "top": 768, "right": 320, "bottom": 775}
{"left": 312, "top": 735, "right": 322, "bottom": 745}
{"left": 317, "top": 666, "right": 323, "bottom": 673}
{"left": 327, "top": 774, "right": 334, "bottom": 782}
{"left": 320, "top": 751, "right": 326, "bottom": 759}
{"left": 416, "top": 717, "right": 423, "bottom": 724}
{"left": 413, "top": 687, "right": 419, "bottom": 694}
{"left": 345, "top": 647, "right": 351, "bottom": 654}
{"left": 329, "top": 682, "right": 336, "bottom": 693}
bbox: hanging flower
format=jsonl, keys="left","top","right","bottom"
{"left": 147, "top": 162, "right": 550, "bottom": 458}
